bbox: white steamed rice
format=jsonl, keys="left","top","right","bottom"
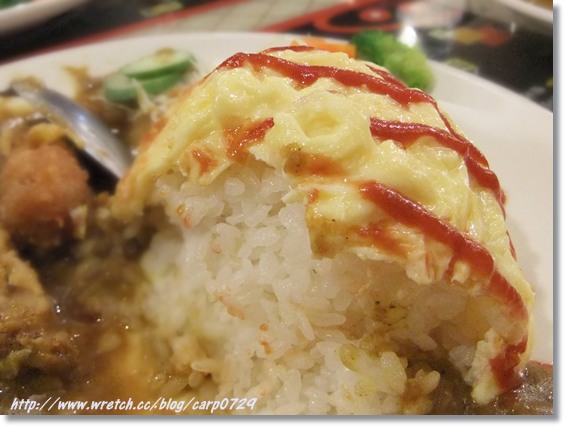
{"left": 137, "top": 158, "right": 477, "bottom": 415}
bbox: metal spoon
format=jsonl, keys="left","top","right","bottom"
{"left": 10, "top": 80, "right": 132, "bottom": 179}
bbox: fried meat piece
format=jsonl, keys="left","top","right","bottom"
{"left": 0, "top": 143, "right": 92, "bottom": 249}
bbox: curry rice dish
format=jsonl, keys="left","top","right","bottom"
{"left": 0, "top": 46, "right": 552, "bottom": 415}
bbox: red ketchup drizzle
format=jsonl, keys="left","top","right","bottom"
{"left": 358, "top": 181, "right": 527, "bottom": 319}
{"left": 218, "top": 51, "right": 432, "bottom": 105}
{"left": 489, "top": 339, "right": 528, "bottom": 392}
{"left": 214, "top": 47, "right": 527, "bottom": 390}
{"left": 218, "top": 48, "right": 456, "bottom": 132}
{"left": 225, "top": 118, "right": 275, "bottom": 161}
{"left": 369, "top": 118, "right": 505, "bottom": 209}
{"left": 367, "top": 65, "right": 407, "bottom": 88}
{"left": 357, "top": 222, "right": 407, "bottom": 258}
{"left": 358, "top": 181, "right": 528, "bottom": 389}
{"left": 262, "top": 45, "right": 316, "bottom": 54}
{"left": 217, "top": 48, "right": 504, "bottom": 206}
{"left": 191, "top": 149, "right": 217, "bottom": 175}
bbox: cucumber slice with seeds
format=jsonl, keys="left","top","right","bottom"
{"left": 121, "top": 49, "right": 194, "bottom": 79}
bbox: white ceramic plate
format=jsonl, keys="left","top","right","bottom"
{"left": 0, "top": 32, "right": 553, "bottom": 364}
{"left": 495, "top": 0, "right": 553, "bottom": 25}
{"left": 0, "top": 0, "right": 88, "bottom": 36}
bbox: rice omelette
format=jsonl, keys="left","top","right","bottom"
{"left": 108, "top": 46, "right": 535, "bottom": 414}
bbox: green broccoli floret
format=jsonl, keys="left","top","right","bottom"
{"left": 350, "top": 30, "right": 434, "bottom": 92}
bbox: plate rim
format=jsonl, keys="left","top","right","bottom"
{"left": 0, "top": 31, "right": 556, "bottom": 118}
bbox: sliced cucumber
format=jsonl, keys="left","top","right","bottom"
{"left": 140, "top": 72, "right": 183, "bottom": 95}
{"left": 103, "top": 72, "right": 137, "bottom": 102}
{"left": 104, "top": 71, "right": 183, "bottom": 102}
{"left": 120, "top": 49, "right": 195, "bottom": 79}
